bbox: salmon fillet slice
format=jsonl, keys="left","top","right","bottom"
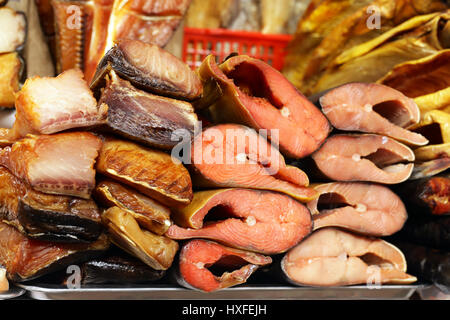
{"left": 319, "top": 83, "right": 428, "bottom": 146}
{"left": 311, "top": 134, "right": 415, "bottom": 184}
{"left": 0, "top": 132, "right": 102, "bottom": 199}
{"left": 177, "top": 239, "right": 272, "bottom": 292}
{"left": 191, "top": 124, "right": 318, "bottom": 202}
{"left": 195, "top": 55, "right": 331, "bottom": 158}
{"left": 281, "top": 227, "right": 417, "bottom": 287}
{"left": 307, "top": 182, "right": 408, "bottom": 236}
{"left": 166, "top": 188, "right": 312, "bottom": 255}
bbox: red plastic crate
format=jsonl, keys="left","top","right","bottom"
{"left": 182, "top": 27, "right": 293, "bottom": 71}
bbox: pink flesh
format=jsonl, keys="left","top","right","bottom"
{"left": 165, "top": 189, "right": 312, "bottom": 254}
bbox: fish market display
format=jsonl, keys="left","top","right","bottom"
{"left": 0, "top": 69, "right": 107, "bottom": 144}
{"left": 45, "top": 0, "right": 192, "bottom": 82}
{"left": 97, "top": 70, "right": 198, "bottom": 150}
{"left": 307, "top": 182, "right": 408, "bottom": 236}
{"left": 96, "top": 136, "right": 193, "bottom": 207}
{"left": 190, "top": 124, "right": 318, "bottom": 202}
{"left": 0, "top": 222, "right": 109, "bottom": 282}
{"left": 0, "top": 52, "right": 22, "bottom": 108}
{"left": 319, "top": 83, "right": 428, "bottom": 146}
{"left": 0, "top": 166, "right": 103, "bottom": 243}
{"left": 94, "top": 179, "right": 172, "bottom": 235}
{"left": 166, "top": 188, "right": 313, "bottom": 255}
{"left": 195, "top": 55, "right": 331, "bottom": 158}
{"left": 176, "top": 239, "right": 272, "bottom": 292}
{"left": 76, "top": 251, "right": 166, "bottom": 285}
{"left": 102, "top": 206, "right": 178, "bottom": 270}
{"left": 92, "top": 39, "right": 203, "bottom": 101}
{"left": 281, "top": 227, "right": 417, "bottom": 287}
{"left": 0, "top": 7, "right": 26, "bottom": 54}
{"left": 311, "top": 134, "right": 415, "bottom": 184}
{"left": 0, "top": 132, "right": 102, "bottom": 199}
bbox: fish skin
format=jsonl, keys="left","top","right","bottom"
{"left": 1, "top": 69, "right": 107, "bottom": 145}
{"left": 177, "top": 239, "right": 272, "bottom": 292}
{"left": 319, "top": 82, "right": 428, "bottom": 146}
{"left": 95, "top": 136, "right": 193, "bottom": 208}
{"left": 97, "top": 70, "right": 198, "bottom": 150}
{"left": 0, "top": 132, "right": 102, "bottom": 199}
{"left": 190, "top": 124, "right": 318, "bottom": 203}
{"left": 311, "top": 133, "right": 415, "bottom": 184}
{"left": 307, "top": 182, "right": 408, "bottom": 236}
{"left": 0, "top": 222, "right": 110, "bottom": 282}
{"left": 196, "top": 55, "right": 331, "bottom": 159}
{"left": 93, "top": 39, "right": 202, "bottom": 101}
{"left": 166, "top": 188, "right": 313, "bottom": 255}
{"left": 281, "top": 227, "right": 417, "bottom": 287}
{"left": 94, "top": 179, "right": 172, "bottom": 235}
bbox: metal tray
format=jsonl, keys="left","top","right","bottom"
{"left": 18, "top": 283, "right": 421, "bottom": 300}
{"left": 0, "top": 286, "right": 26, "bottom": 300}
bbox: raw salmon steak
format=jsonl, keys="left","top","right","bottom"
{"left": 0, "top": 69, "right": 107, "bottom": 144}
{"left": 311, "top": 134, "right": 415, "bottom": 184}
{"left": 0, "top": 166, "right": 103, "bottom": 243}
{"left": 102, "top": 206, "right": 178, "bottom": 270}
{"left": 281, "top": 227, "right": 417, "bottom": 287}
{"left": 166, "top": 188, "right": 312, "bottom": 255}
{"left": 94, "top": 179, "right": 172, "bottom": 235}
{"left": 190, "top": 124, "right": 318, "bottom": 202}
{"left": 0, "top": 132, "right": 102, "bottom": 199}
{"left": 95, "top": 136, "right": 193, "bottom": 207}
{"left": 319, "top": 83, "right": 428, "bottom": 146}
{"left": 97, "top": 70, "right": 198, "bottom": 150}
{"left": 195, "top": 55, "right": 331, "bottom": 158}
{"left": 0, "top": 222, "right": 109, "bottom": 282}
{"left": 92, "top": 39, "right": 202, "bottom": 101}
{"left": 176, "top": 239, "right": 272, "bottom": 292}
{"left": 307, "top": 182, "right": 408, "bottom": 236}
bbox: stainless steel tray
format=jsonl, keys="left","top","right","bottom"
{"left": 18, "top": 283, "right": 421, "bottom": 300}
{"left": 0, "top": 286, "right": 26, "bottom": 300}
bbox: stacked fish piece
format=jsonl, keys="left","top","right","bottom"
{"left": 0, "top": 2, "right": 26, "bottom": 108}
{"left": 0, "top": 39, "right": 203, "bottom": 286}
{"left": 176, "top": 55, "right": 419, "bottom": 290}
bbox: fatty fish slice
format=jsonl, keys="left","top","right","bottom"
{"left": 97, "top": 70, "right": 198, "bottom": 150}
{"left": 94, "top": 179, "right": 172, "bottom": 235}
{"left": 195, "top": 55, "right": 331, "bottom": 158}
{"left": 95, "top": 136, "right": 193, "bottom": 208}
{"left": 311, "top": 134, "right": 415, "bottom": 184}
{"left": 0, "top": 132, "right": 102, "bottom": 199}
{"left": 0, "top": 69, "right": 107, "bottom": 145}
{"left": 307, "top": 182, "right": 408, "bottom": 236}
{"left": 0, "top": 222, "right": 110, "bottom": 282}
{"left": 281, "top": 227, "right": 417, "bottom": 287}
{"left": 190, "top": 124, "right": 318, "bottom": 202}
{"left": 0, "top": 52, "right": 22, "bottom": 108}
{"left": 0, "top": 166, "right": 103, "bottom": 243}
{"left": 177, "top": 239, "right": 272, "bottom": 292}
{"left": 166, "top": 188, "right": 313, "bottom": 255}
{"left": 319, "top": 83, "right": 428, "bottom": 146}
{"left": 92, "top": 39, "right": 202, "bottom": 101}
{"left": 0, "top": 7, "right": 26, "bottom": 54}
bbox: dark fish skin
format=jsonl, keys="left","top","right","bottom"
{"left": 394, "top": 241, "right": 450, "bottom": 293}
{"left": 0, "top": 166, "right": 103, "bottom": 243}
{"left": 0, "top": 222, "right": 110, "bottom": 282}
{"left": 393, "top": 175, "right": 450, "bottom": 216}
{"left": 92, "top": 39, "right": 203, "bottom": 101}
{"left": 97, "top": 71, "right": 198, "bottom": 150}
{"left": 78, "top": 254, "right": 166, "bottom": 285}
